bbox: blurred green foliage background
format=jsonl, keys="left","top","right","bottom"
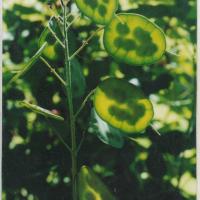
{"left": 3, "top": 0, "right": 196, "bottom": 199}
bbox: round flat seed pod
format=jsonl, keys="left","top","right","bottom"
{"left": 75, "top": 0, "right": 118, "bottom": 25}
{"left": 94, "top": 78, "right": 154, "bottom": 133}
{"left": 103, "top": 13, "right": 166, "bottom": 65}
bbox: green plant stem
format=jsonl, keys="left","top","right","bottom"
{"left": 76, "top": 130, "right": 86, "bottom": 154}
{"left": 40, "top": 56, "right": 66, "bottom": 86}
{"left": 166, "top": 50, "right": 180, "bottom": 57}
{"left": 150, "top": 124, "right": 161, "bottom": 136}
{"left": 48, "top": 25, "right": 65, "bottom": 48}
{"left": 66, "top": 14, "right": 81, "bottom": 29}
{"left": 46, "top": 119, "right": 71, "bottom": 152}
{"left": 63, "top": 3, "right": 78, "bottom": 200}
{"left": 69, "top": 26, "right": 104, "bottom": 61}
{"left": 75, "top": 89, "right": 95, "bottom": 118}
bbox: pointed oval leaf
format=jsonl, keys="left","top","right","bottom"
{"left": 93, "top": 78, "right": 154, "bottom": 133}
{"left": 75, "top": 0, "right": 118, "bottom": 25}
{"left": 89, "top": 109, "right": 124, "bottom": 148}
{"left": 20, "top": 101, "right": 64, "bottom": 121}
{"left": 103, "top": 13, "right": 166, "bottom": 65}
{"left": 78, "top": 166, "right": 116, "bottom": 200}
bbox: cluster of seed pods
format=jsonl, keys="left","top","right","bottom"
{"left": 75, "top": 0, "right": 166, "bottom": 135}
{"left": 72, "top": 1, "right": 168, "bottom": 198}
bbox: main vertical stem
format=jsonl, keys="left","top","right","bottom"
{"left": 63, "top": 4, "right": 78, "bottom": 200}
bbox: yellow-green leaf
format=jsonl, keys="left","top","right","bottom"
{"left": 20, "top": 101, "right": 64, "bottom": 121}
{"left": 103, "top": 13, "right": 166, "bottom": 65}
{"left": 78, "top": 166, "right": 116, "bottom": 200}
{"left": 93, "top": 78, "right": 153, "bottom": 133}
{"left": 75, "top": 0, "right": 118, "bottom": 25}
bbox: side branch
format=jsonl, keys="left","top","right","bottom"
{"left": 46, "top": 119, "right": 71, "bottom": 152}
{"left": 66, "top": 14, "right": 81, "bottom": 30}
{"left": 48, "top": 25, "right": 65, "bottom": 48}
{"left": 69, "top": 26, "right": 104, "bottom": 61}
{"left": 40, "top": 56, "right": 66, "bottom": 86}
{"left": 75, "top": 89, "right": 95, "bottom": 118}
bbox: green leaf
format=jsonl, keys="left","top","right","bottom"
{"left": 103, "top": 13, "right": 166, "bottom": 65}
{"left": 93, "top": 78, "right": 154, "bottom": 134}
{"left": 71, "top": 59, "right": 86, "bottom": 98}
{"left": 20, "top": 101, "right": 64, "bottom": 121}
{"left": 89, "top": 109, "right": 124, "bottom": 148}
{"left": 78, "top": 166, "right": 116, "bottom": 200}
{"left": 8, "top": 42, "right": 48, "bottom": 85}
{"left": 75, "top": 0, "right": 118, "bottom": 25}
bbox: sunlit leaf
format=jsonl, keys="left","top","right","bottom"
{"left": 89, "top": 109, "right": 124, "bottom": 148}
{"left": 78, "top": 166, "right": 116, "bottom": 200}
{"left": 93, "top": 78, "right": 153, "bottom": 133}
{"left": 103, "top": 13, "right": 166, "bottom": 65}
{"left": 75, "top": 0, "right": 118, "bottom": 25}
{"left": 20, "top": 101, "right": 64, "bottom": 121}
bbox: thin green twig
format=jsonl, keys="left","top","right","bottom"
{"left": 166, "top": 50, "right": 180, "bottom": 57}
{"left": 76, "top": 129, "right": 86, "bottom": 154}
{"left": 69, "top": 26, "right": 104, "bottom": 61}
{"left": 40, "top": 56, "right": 66, "bottom": 86}
{"left": 48, "top": 25, "right": 65, "bottom": 48}
{"left": 75, "top": 89, "right": 95, "bottom": 118}
{"left": 150, "top": 124, "right": 161, "bottom": 136}
{"left": 60, "top": 0, "right": 64, "bottom": 7}
{"left": 115, "top": 14, "right": 125, "bottom": 24}
{"left": 46, "top": 119, "right": 71, "bottom": 152}
{"left": 66, "top": 14, "right": 81, "bottom": 29}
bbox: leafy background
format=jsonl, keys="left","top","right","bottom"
{"left": 3, "top": 0, "right": 196, "bottom": 199}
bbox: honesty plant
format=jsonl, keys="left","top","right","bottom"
{"left": 103, "top": 13, "right": 166, "bottom": 65}
{"left": 7, "top": 0, "right": 169, "bottom": 199}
